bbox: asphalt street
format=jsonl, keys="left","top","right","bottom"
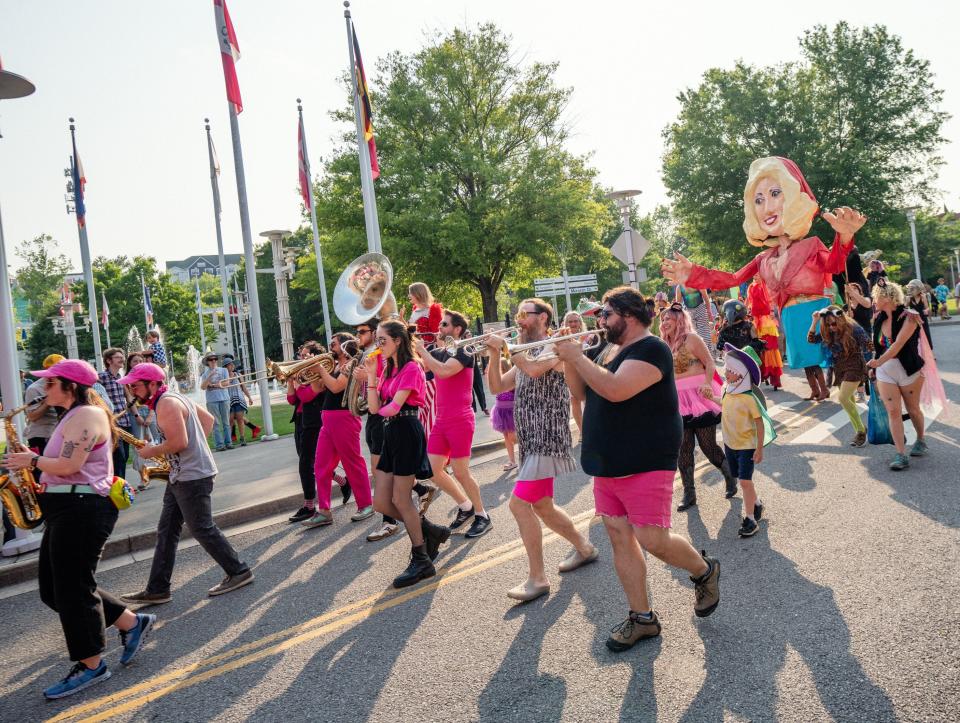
{"left": 2, "top": 324, "right": 959, "bottom": 722}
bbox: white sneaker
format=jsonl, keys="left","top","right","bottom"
{"left": 366, "top": 521, "right": 399, "bottom": 542}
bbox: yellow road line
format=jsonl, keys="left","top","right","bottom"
{"left": 49, "top": 511, "right": 598, "bottom": 723}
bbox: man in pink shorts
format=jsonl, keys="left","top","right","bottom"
{"left": 558, "top": 286, "right": 721, "bottom": 652}
{"left": 486, "top": 299, "right": 597, "bottom": 603}
{"left": 416, "top": 310, "right": 491, "bottom": 538}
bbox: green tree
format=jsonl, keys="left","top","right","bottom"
{"left": 662, "top": 22, "right": 949, "bottom": 269}
{"left": 14, "top": 234, "right": 71, "bottom": 323}
{"left": 314, "top": 24, "right": 616, "bottom": 321}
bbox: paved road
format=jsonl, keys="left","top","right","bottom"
{"left": 2, "top": 329, "right": 959, "bottom": 722}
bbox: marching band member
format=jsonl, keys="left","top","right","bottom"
{"left": 287, "top": 341, "right": 330, "bottom": 523}
{"left": 3, "top": 359, "right": 154, "bottom": 699}
{"left": 557, "top": 286, "right": 720, "bottom": 651}
{"left": 408, "top": 282, "right": 441, "bottom": 438}
{"left": 303, "top": 333, "right": 375, "bottom": 527}
{"left": 415, "top": 309, "right": 492, "bottom": 538}
{"left": 119, "top": 363, "right": 253, "bottom": 607}
{"left": 486, "top": 299, "right": 596, "bottom": 603}
{"left": 365, "top": 321, "right": 450, "bottom": 588}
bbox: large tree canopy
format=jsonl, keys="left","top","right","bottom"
{"left": 314, "top": 23, "right": 617, "bottom": 321}
{"left": 662, "top": 22, "right": 949, "bottom": 270}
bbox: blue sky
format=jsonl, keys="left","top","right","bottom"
{"left": 1, "top": 0, "right": 958, "bottom": 274}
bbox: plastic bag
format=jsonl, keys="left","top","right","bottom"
{"left": 866, "top": 381, "right": 893, "bottom": 445}
{"left": 109, "top": 476, "right": 136, "bottom": 510}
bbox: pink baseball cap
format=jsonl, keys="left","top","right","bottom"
{"left": 31, "top": 359, "right": 98, "bottom": 386}
{"left": 117, "top": 362, "right": 166, "bottom": 385}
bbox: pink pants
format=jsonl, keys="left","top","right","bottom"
{"left": 512, "top": 477, "right": 554, "bottom": 504}
{"left": 314, "top": 410, "right": 371, "bottom": 510}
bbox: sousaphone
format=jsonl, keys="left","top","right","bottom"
{"left": 333, "top": 252, "right": 399, "bottom": 325}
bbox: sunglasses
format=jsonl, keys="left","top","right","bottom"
{"left": 598, "top": 308, "right": 619, "bottom": 320}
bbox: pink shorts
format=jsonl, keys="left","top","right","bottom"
{"left": 426, "top": 415, "right": 475, "bottom": 459}
{"left": 593, "top": 470, "right": 675, "bottom": 529}
{"left": 512, "top": 477, "right": 554, "bottom": 504}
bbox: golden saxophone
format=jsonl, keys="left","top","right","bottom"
{"left": 114, "top": 408, "right": 170, "bottom": 487}
{"left": 0, "top": 402, "right": 44, "bottom": 530}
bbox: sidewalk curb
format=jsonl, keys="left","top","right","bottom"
{"left": 0, "top": 436, "right": 508, "bottom": 588}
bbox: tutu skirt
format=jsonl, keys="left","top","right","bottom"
{"left": 491, "top": 391, "right": 515, "bottom": 433}
{"left": 676, "top": 373, "right": 722, "bottom": 429}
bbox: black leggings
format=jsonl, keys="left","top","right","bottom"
{"left": 678, "top": 425, "right": 726, "bottom": 490}
{"left": 298, "top": 425, "right": 321, "bottom": 502}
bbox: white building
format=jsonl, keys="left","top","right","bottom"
{"left": 165, "top": 254, "right": 242, "bottom": 283}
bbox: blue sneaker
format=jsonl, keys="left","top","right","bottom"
{"left": 119, "top": 613, "right": 156, "bottom": 666}
{"left": 43, "top": 660, "right": 111, "bottom": 699}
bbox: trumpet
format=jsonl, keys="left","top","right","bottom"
{"left": 221, "top": 355, "right": 335, "bottom": 388}
{"left": 440, "top": 327, "right": 521, "bottom": 356}
{"left": 506, "top": 329, "right": 605, "bottom": 361}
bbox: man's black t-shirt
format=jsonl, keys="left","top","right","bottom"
{"left": 429, "top": 347, "right": 475, "bottom": 371}
{"left": 580, "top": 335, "right": 682, "bottom": 477}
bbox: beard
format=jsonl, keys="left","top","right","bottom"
{"left": 604, "top": 317, "right": 627, "bottom": 345}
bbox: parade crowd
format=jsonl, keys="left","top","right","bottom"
{"left": 1, "top": 156, "right": 951, "bottom": 700}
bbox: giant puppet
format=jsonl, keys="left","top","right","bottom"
{"left": 662, "top": 157, "right": 867, "bottom": 396}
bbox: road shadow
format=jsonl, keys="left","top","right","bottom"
{"left": 672, "top": 507, "right": 897, "bottom": 722}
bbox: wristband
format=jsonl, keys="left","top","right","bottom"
{"left": 30, "top": 455, "right": 39, "bottom": 470}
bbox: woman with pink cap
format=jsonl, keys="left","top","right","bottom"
{"left": 2, "top": 359, "right": 156, "bottom": 699}
{"left": 663, "top": 157, "right": 867, "bottom": 396}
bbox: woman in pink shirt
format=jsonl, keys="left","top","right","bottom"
{"left": 365, "top": 321, "right": 449, "bottom": 588}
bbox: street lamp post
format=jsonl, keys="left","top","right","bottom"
{"left": 258, "top": 230, "right": 295, "bottom": 362}
{"left": 905, "top": 208, "right": 922, "bottom": 281}
{"left": 606, "top": 189, "right": 643, "bottom": 289}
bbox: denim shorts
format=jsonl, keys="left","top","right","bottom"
{"left": 724, "top": 445, "right": 755, "bottom": 481}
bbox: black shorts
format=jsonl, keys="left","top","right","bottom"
{"left": 365, "top": 414, "right": 384, "bottom": 456}
{"left": 376, "top": 415, "right": 428, "bottom": 477}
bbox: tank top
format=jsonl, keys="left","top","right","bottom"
{"left": 41, "top": 406, "right": 113, "bottom": 496}
{"left": 157, "top": 390, "right": 218, "bottom": 483}
{"left": 322, "top": 368, "right": 347, "bottom": 410}
{"left": 514, "top": 348, "right": 571, "bottom": 459}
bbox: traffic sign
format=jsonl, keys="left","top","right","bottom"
{"left": 610, "top": 229, "right": 650, "bottom": 266}
{"left": 534, "top": 273, "right": 598, "bottom": 297}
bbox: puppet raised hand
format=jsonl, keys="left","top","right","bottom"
{"left": 822, "top": 207, "right": 867, "bottom": 243}
{"left": 661, "top": 252, "right": 693, "bottom": 286}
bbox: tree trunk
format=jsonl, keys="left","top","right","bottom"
{"left": 477, "top": 277, "right": 499, "bottom": 322}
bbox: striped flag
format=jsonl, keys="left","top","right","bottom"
{"left": 213, "top": 0, "right": 243, "bottom": 114}
{"left": 298, "top": 113, "right": 312, "bottom": 210}
{"left": 351, "top": 25, "right": 380, "bottom": 180}
{"left": 100, "top": 289, "right": 109, "bottom": 329}
{"left": 142, "top": 277, "right": 154, "bottom": 327}
{"left": 71, "top": 136, "right": 86, "bottom": 227}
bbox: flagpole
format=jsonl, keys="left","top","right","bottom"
{"left": 344, "top": 3, "right": 381, "bottom": 255}
{"left": 196, "top": 279, "right": 207, "bottom": 351}
{"left": 68, "top": 119, "right": 104, "bottom": 370}
{"left": 297, "top": 99, "right": 333, "bottom": 345}
{"left": 228, "top": 106, "right": 276, "bottom": 439}
{"left": 205, "top": 118, "right": 235, "bottom": 355}
{"left": 140, "top": 273, "right": 150, "bottom": 332}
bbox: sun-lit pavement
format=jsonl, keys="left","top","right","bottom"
{"left": 2, "top": 327, "right": 958, "bottom": 722}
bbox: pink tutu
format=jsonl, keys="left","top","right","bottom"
{"left": 676, "top": 373, "right": 722, "bottom": 429}
{"left": 492, "top": 390, "right": 515, "bottom": 433}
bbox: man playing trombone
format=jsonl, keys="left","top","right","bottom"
{"left": 415, "top": 310, "right": 491, "bottom": 538}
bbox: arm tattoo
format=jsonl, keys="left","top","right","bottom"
{"left": 61, "top": 440, "right": 76, "bottom": 459}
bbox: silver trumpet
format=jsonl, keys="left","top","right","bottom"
{"left": 506, "top": 329, "right": 605, "bottom": 361}
{"left": 440, "top": 327, "right": 521, "bottom": 356}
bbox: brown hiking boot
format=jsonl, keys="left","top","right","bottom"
{"left": 120, "top": 589, "right": 171, "bottom": 607}
{"left": 691, "top": 551, "right": 720, "bottom": 618}
{"left": 606, "top": 611, "right": 661, "bottom": 652}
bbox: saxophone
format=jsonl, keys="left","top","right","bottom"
{"left": 0, "top": 402, "right": 44, "bottom": 530}
{"left": 113, "top": 408, "right": 170, "bottom": 487}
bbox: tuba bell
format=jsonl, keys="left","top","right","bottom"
{"left": 333, "top": 252, "right": 398, "bottom": 325}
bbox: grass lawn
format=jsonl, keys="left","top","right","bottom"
{"left": 204, "top": 401, "right": 295, "bottom": 447}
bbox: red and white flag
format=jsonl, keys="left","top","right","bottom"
{"left": 298, "top": 114, "right": 312, "bottom": 210}
{"left": 213, "top": 0, "right": 243, "bottom": 114}
{"left": 100, "top": 289, "right": 110, "bottom": 330}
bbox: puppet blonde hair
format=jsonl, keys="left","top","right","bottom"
{"left": 742, "top": 157, "right": 819, "bottom": 247}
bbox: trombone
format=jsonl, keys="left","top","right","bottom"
{"left": 221, "top": 355, "right": 336, "bottom": 388}
{"left": 505, "top": 329, "right": 605, "bottom": 361}
{"left": 439, "top": 326, "right": 520, "bottom": 356}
